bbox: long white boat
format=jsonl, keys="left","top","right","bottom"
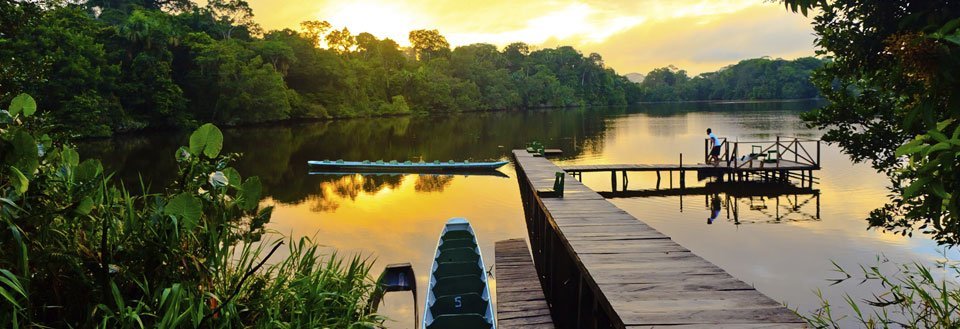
{"left": 307, "top": 160, "right": 508, "bottom": 172}
{"left": 422, "top": 218, "right": 496, "bottom": 329}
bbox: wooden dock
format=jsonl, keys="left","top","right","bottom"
{"left": 495, "top": 238, "right": 556, "bottom": 328}
{"left": 512, "top": 150, "right": 806, "bottom": 328}
{"left": 561, "top": 137, "right": 822, "bottom": 189}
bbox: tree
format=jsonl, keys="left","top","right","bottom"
{"left": 784, "top": 0, "right": 960, "bottom": 244}
{"left": 408, "top": 29, "right": 449, "bottom": 61}
{"left": 206, "top": 0, "right": 259, "bottom": 39}
{"left": 325, "top": 27, "right": 354, "bottom": 53}
{"left": 299, "top": 19, "right": 330, "bottom": 47}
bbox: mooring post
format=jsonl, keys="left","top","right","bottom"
{"left": 554, "top": 172, "right": 565, "bottom": 198}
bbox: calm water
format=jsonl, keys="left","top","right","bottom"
{"left": 81, "top": 100, "right": 957, "bottom": 327}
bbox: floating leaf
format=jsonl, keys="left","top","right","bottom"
{"left": 240, "top": 177, "right": 262, "bottom": 211}
{"left": 9, "top": 167, "right": 28, "bottom": 195}
{"left": 8, "top": 93, "right": 36, "bottom": 117}
{"left": 164, "top": 193, "right": 202, "bottom": 231}
{"left": 188, "top": 124, "right": 223, "bottom": 158}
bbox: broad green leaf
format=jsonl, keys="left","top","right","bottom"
{"left": 188, "top": 124, "right": 223, "bottom": 158}
{"left": 76, "top": 159, "right": 103, "bottom": 181}
{"left": 76, "top": 197, "right": 94, "bottom": 215}
{"left": 240, "top": 177, "right": 262, "bottom": 211}
{"left": 9, "top": 130, "right": 38, "bottom": 177}
{"left": 8, "top": 93, "right": 36, "bottom": 117}
{"left": 895, "top": 138, "right": 924, "bottom": 157}
{"left": 928, "top": 129, "right": 949, "bottom": 143}
{"left": 62, "top": 146, "right": 80, "bottom": 167}
{"left": 925, "top": 142, "right": 953, "bottom": 156}
{"left": 940, "top": 18, "right": 960, "bottom": 34}
{"left": 936, "top": 119, "right": 955, "bottom": 132}
{"left": 9, "top": 167, "right": 28, "bottom": 195}
{"left": 223, "top": 167, "right": 241, "bottom": 188}
{"left": 165, "top": 193, "right": 202, "bottom": 231}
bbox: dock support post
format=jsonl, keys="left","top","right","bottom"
{"left": 670, "top": 171, "right": 673, "bottom": 188}
{"left": 656, "top": 171, "right": 661, "bottom": 190}
{"left": 610, "top": 171, "right": 616, "bottom": 192}
{"left": 622, "top": 171, "right": 628, "bottom": 191}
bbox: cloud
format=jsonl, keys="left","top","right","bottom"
{"left": 244, "top": 0, "right": 816, "bottom": 75}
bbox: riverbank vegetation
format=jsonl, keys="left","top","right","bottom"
{"left": 0, "top": 0, "right": 640, "bottom": 138}
{"left": 0, "top": 94, "right": 382, "bottom": 327}
{"left": 783, "top": 0, "right": 960, "bottom": 327}
{"left": 635, "top": 56, "right": 825, "bottom": 102}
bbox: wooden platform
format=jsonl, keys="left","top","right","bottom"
{"left": 512, "top": 150, "right": 807, "bottom": 328}
{"left": 561, "top": 159, "right": 817, "bottom": 173}
{"left": 495, "top": 238, "right": 555, "bottom": 328}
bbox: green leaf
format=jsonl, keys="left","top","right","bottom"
{"left": 240, "top": 177, "right": 261, "bottom": 211}
{"left": 903, "top": 177, "right": 930, "bottom": 199}
{"left": 946, "top": 33, "right": 960, "bottom": 46}
{"left": 223, "top": 167, "right": 241, "bottom": 188}
{"left": 895, "top": 138, "right": 925, "bottom": 157}
{"left": 188, "top": 124, "right": 224, "bottom": 158}
{"left": 928, "top": 129, "right": 949, "bottom": 143}
{"left": 62, "top": 146, "right": 80, "bottom": 167}
{"left": 925, "top": 142, "right": 953, "bottom": 156}
{"left": 9, "top": 130, "right": 38, "bottom": 177}
{"left": 76, "top": 159, "right": 103, "bottom": 181}
{"left": 164, "top": 193, "right": 202, "bottom": 231}
{"left": 8, "top": 93, "right": 36, "bottom": 117}
{"left": 8, "top": 167, "right": 28, "bottom": 195}
{"left": 76, "top": 197, "right": 94, "bottom": 215}
{"left": 936, "top": 119, "right": 955, "bottom": 132}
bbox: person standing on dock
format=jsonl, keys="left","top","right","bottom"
{"left": 707, "top": 128, "right": 722, "bottom": 165}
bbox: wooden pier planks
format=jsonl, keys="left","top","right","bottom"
{"left": 495, "top": 238, "right": 556, "bottom": 328}
{"left": 512, "top": 150, "right": 806, "bottom": 328}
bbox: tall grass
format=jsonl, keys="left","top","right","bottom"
{"left": 803, "top": 255, "right": 960, "bottom": 328}
{"left": 0, "top": 94, "right": 383, "bottom": 328}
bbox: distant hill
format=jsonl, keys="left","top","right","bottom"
{"left": 625, "top": 73, "right": 645, "bottom": 83}
{"left": 636, "top": 57, "right": 826, "bottom": 102}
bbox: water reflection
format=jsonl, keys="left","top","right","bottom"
{"left": 79, "top": 100, "right": 958, "bottom": 328}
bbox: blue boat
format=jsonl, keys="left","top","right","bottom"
{"left": 306, "top": 159, "right": 508, "bottom": 172}
{"left": 422, "top": 218, "right": 496, "bottom": 329}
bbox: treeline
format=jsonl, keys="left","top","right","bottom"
{"left": 637, "top": 57, "right": 825, "bottom": 102}
{"left": 0, "top": 0, "right": 640, "bottom": 137}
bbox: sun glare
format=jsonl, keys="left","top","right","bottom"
{"left": 322, "top": 1, "right": 428, "bottom": 46}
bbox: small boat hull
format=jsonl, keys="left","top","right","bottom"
{"left": 307, "top": 160, "right": 508, "bottom": 172}
{"left": 422, "top": 218, "right": 496, "bottom": 329}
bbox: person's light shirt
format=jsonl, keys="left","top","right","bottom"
{"left": 709, "top": 133, "right": 721, "bottom": 147}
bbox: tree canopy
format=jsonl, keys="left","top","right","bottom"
{"left": 636, "top": 57, "right": 825, "bottom": 102}
{"left": 0, "top": 0, "right": 641, "bottom": 138}
{"left": 784, "top": 0, "right": 960, "bottom": 244}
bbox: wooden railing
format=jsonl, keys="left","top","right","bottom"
{"left": 704, "top": 137, "right": 821, "bottom": 169}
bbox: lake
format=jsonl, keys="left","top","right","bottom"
{"left": 80, "top": 100, "right": 958, "bottom": 327}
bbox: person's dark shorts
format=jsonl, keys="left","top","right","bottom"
{"left": 710, "top": 145, "right": 721, "bottom": 156}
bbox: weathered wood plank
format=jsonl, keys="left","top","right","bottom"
{"left": 495, "top": 238, "right": 555, "bottom": 328}
{"left": 511, "top": 150, "right": 806, "bottom": 328}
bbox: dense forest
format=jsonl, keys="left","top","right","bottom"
{"left": 0, "top": 0, "right": 641, "bottom": 137}
{"left": 636, "top": 57, "right": 825, "bottom": 102}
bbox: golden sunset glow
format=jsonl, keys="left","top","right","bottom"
{"left": 246, "top": 0, "right": 816, "bottom": 74}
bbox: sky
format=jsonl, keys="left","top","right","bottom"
{"left": 246, "top": 0, "right": 817, "bottom": 75}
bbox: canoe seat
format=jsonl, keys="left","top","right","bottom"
{"left": 442, "top": 230, "right": 473, "bottom": 241}
{"left": 439, "top": 238, "right": 476, "bottom": 251}
{"left": 434, "top": 261, "right": 482, "bottom": 279}
{"left": 436, "top": 248, "right": 479, "bottom": 264}
{"left": 430, "top": 292, "right": 488, "bottom": 317}
{"left": 426, "top": 314, "right": 492, "bottom": 329}
{"left": 432, "top": 274, "right": 484, "bottom": 298}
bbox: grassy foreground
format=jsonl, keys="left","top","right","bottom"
{"left": 0, "top": 94, "right": 382, "bottom": 328}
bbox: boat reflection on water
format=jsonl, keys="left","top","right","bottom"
{"left": 304, "top": 172, "right": 509, "bottom": 213}
{"left": 600, "top": 181, "right": 821, "bottom": 225}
